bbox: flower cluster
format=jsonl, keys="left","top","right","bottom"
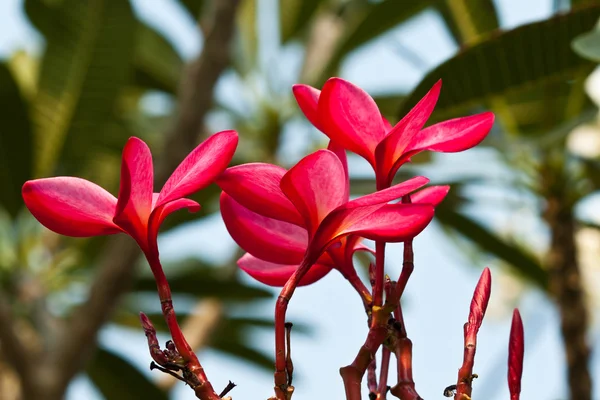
{"left": 22, "top": 77, "right": 524, "bottom": 400}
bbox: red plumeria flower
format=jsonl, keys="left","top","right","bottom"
{"left": 508, "top": 308, "right": 524, "bottom": 400}
{"left": 293, "top": 78, "right": 495, "bottom": 188}
{"left": 218, "top": 145, "right": 446, "bottom": 287}
{"left": 22, "top": 130, "right": 238, "bottom": 258}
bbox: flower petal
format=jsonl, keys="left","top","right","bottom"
{"left": 410, "top": 185, "right": 450, "bottom": 207}
{"left": 220, "top": 193, "right": 307, "bottom": 264}
{"left": 335, "top": 203, "right": 434, "bottom": 242}
{"left": 303, "top": 176, "right": 430, "bottom": 263}
{"left": 22, "top": 177, "right": 121, "bottom": 237}
{"left": 406, "top": 112, "right": 494, "bottom": 154}
{"left": 114, "top": 137, "right": 154, "bottom": 243}
{"left": 292, "top": 84, "right": 325, "bottom": 132}
{"left": 157, "top": 130, "right": 238, "bottom": 208}
{"left": 375, "top": 80, "right": 441, "bottom": 185}
{"left": 344, "top": 176, "right": 429, "bottom": 209}
{"left": 318, "top": 78, "right": 385, "bottom": 166}
{"left": 148, "top": 198, "right": 201, "bottom": 252}
{"left": 281, "top": 150, "right": 347, "bottom": 236}
{"left": 217, "top": 163, "right": 303, "bottom": 226}
{"left": 327, "top": 140, "right": 349, "bottom": 201}
{"left": 237, "top": 253, "right": 332, "bottom": 287}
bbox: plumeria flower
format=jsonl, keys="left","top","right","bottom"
{"left": 22, "top": 130, "right": 238, "bottom": 259}
{"left": 22, "top": 130, "right": 238, "bottom": 397}
{"left": 219, "top": 146, "right": 444, "bottom": 395}
{"left": 293, "top": 78, "right": 495, "bottom": 188}
{"left": 218, "top": 144, "right": 448, "bottom": 289}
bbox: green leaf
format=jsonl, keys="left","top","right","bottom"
{"left": 317, "top": 0, "right": 501, "bottom": 84}
{"left": 25, "top": 0, "right": 136, "bottom": 175}
{"left": 212, "top": 342, "right": 274, "bottom": 370}
{"left": 280, "top": 0, "right": 322, "bottom": 42}
{"left": 133, "top": 22, "right": 184, "bottom": 94}
{"left": 435, "top": 205, "right": 548, "bottom": 289}
{"left": 0, "top": 64, "right": 33, "bottom": 216}
{"left": 373, "top": 94, "right": 407, "bottom": 123}
{"left": 317, "top": 0, "right": 429, "bottom": 84}
{"left": 176, "top": 0, "right": 204, "bottom": 21}
{"left": 133, "top": 259, "right": 273, "bottom": 301}
{"left": 437, "top": 0, "right": 499, "bottom": 45}
{"left": 572, "top": 26, "right": 600, "bottom": 62}
{"left": 233, "top": 0, "right": 258, "bottom": 75}
{"left": 87, "top": 347, "right": 168, "bottom": 400}
{"left": 398, "top": 5, "right": 600, "bottom": 128}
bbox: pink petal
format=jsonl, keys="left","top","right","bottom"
{"left": 217, "top": 163, "right": 303, "bottom": 226}
{"left": 292, "top": 84, "right": 325, "bottom": 132}
{"left": 280, "top": 150, "right": 347, "bottom": 236}
{"left": 157, "top": 130, "right": 238, "bottom": 208}
{"left": 113, "top": 137, "right": 154, "bottom": 244}
{"left": 406, "top": 112, "right": 494, "bottom": 154}
{"left": 318, "top": 78, "right": 386, "bottom": 166}
{"left": 374, "top": 80, "right": 441, "bottom": 185}
{"left": 306, "top": 177, "right": 431, "bottom": 262}
{"left": 508, "top": 308, "right": 524, "bottom": 400}
{"left": 22, "top": 177, "right": 121, "bottom": 237}
{"left": 220, "top": 193, "right": 307, "bottom": 265}
{"left": 410, "top": 185, "right": 450, "bottom": 207}
{"left": 332, "top": 203, "right": 434, "bottom": 242}
{"left": 237, "top": 253, "right": 332, "bottom": 287}
{"left": 344, "top": 176, "right": 429, "bottom": 209}
{"left": 327, "top": 140, "right": 349, "bottom": 201}
{"left": 147, "top": 198, "right": 201, "bottom": 251}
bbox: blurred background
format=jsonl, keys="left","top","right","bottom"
{"left": 1, "top": 0, "right": 600, "bottom": 399}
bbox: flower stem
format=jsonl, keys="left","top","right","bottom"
{"left": 377, "top": 347, "right": 391, "bottom": 399}
{"left": 373, "top": 241, "right": 386, "bottom": 307}
{"left": 145, "top": 254, "right": 220, "bottom": 400}
{"left": 274, "top": 258, "right": 315, "bottom": 399}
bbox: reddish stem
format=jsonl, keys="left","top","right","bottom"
{"left": 274, "top": 258, "right": 315, "bottom": 398}
{"left": 367, "top": 354, "right": 378, "bottom": 396}
{"left": 373, "top": 241, "right": 386, "bottom": 307}
{"left": 377, "top": 347, "right": 391, "bottom": 399}
{"left": 145, "top": 254, "right": 220, "bottom": 400}
{"left": 454, "top": 268, "right": 491, "bottom": 400}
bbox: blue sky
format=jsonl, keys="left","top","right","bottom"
{"left": 1, "top": 0, "right": 598, "bottom": 399}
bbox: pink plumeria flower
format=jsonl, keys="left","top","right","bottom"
{"left": 22, "top": 130, "right": 238, "bottom": 258}
{"left": 218, "top": 144, "right": 447, "bottom": 287}
{"left": 293, "top": 78, "right": 495, "bottom": 188}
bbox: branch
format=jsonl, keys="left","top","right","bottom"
{"left": 45, "top": 0, "right": 240, "bottom": 394}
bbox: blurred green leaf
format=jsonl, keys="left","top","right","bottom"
{"left": 212, "top": 342, "right": 274, "bottom": 370}
{"left": 373, "top": 94, "right": 407, "bottom": 123}
{"left": 87, "top": 347, "right": 168, "bottom": 400}
{"left": 437, "top": 0, "right": 499, "bottom": 45}
{"left": 0, "top": 64, "right": 33, "bottom": 216}
{"left": 572, "top": 23, "right": 600, "bottom": 62}
{"left": 25, "top": 0, "right": 136, "bottom": 175}
{"left": 133, "top": 22, "right": 184, "bottom": 94}
{"left": 177, "top": 0, "right": 204, "bottom": 21}
{"left": 399, "top": 5, "right": 600, "bottom": 126}
{"left": 280, "top": 0, "right": 322, "bottom": 42}
{"left": 133, "top": 259, "right": 273, "bottom": 300}
{"left": 435, "top": 205, "right": 548, "bottom": 289}
{"left": 233, "top": 0, "right": 258, "bottom": 75}
{"left": 318, "top": 0, "right": 429, "bottom": 84}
